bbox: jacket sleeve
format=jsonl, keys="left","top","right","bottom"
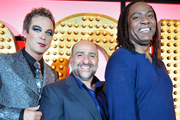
{"left": 39, "top": 84, "right": 64, "bottom": 120}
{"left": 105, "top": 54, "right": 137, "bottom": 120}
{"left": 0, "top": 55, "right": 22, "bottom": 120}
{"left": 0, "top": 104, "right": 22, "bottom": 120}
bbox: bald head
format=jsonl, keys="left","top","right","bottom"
{"left": 71, "top": 40, "right": 98, "bottom": 57}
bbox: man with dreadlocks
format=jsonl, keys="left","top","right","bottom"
{"left": 105, "top": 1, "right": 176, "bottom": 120}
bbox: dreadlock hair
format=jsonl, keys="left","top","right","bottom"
{"left": 116, "top": 0, "right": 160, "bottom": 67}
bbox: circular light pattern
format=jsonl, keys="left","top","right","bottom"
{"left": 161, "top": 19, "right": 180, "bottom": 120}
{"left": 43, "top": 13, "right": 118, "bottom": 80}
{"left": 0, "top": 21, "right": 17, "bottom": 53}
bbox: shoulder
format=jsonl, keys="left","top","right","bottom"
{"left": 44, "top": 75, "right": 69, "bottom": 91}
{"left": 42, "top": 75, "right": 74, "bottom": 99}
{"left": 109, "top": 47, "right": 135, "bottom": 61}
{"left": 0, "top": 49, "right": 23, "bottom": 59}
{"left": 44, "top": 62, "right": 57, "bottom": 73}
{"left": 0, "top": 53, "right": 13, "bottom": 59}
{"left": 47, "top": 78, "right": 66, "bottom": 87}
{"left": 107, "top": 47, "right": 137, "bottom": 67}
{"left": 105, "top": 47, "right": 138, "bottom": 77}
{"left": 157, "top": 58, "right": 167, "bottom": 69}
{"left": 44, "top": 62, "right": 59, "bottom": 80}
{"left": 0, "top": 51, "right": 21, "bottom": 64}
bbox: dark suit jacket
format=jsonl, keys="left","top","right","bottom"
{"left": 0, "top": 49, "right": 58, "bottom": 120}
{"left": 40, "top": 73, "right": 102, "bottom": 120}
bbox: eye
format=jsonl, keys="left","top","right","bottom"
{"left": 90, "top": 55, "right": 95, "bottom": 58}
{"left": 77, "top": 54, "right": 83, "bottom": 58}
{"left": 132, "top": 16, "right": 140, "bottom": 20}
{"left": 46, "top": 31, "right": 53, "bottom": 36}
{"left": 33, "top": 27, "right": 41, "bottom": 32}
{"left": 147, "top": 14, "right": 154, "bottom": 18}
{"left": 89, "top": 54, "right": 95, "bottom": 58}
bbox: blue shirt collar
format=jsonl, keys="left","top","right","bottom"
{"left": 72, "top": 73, "right": 103, "bottom": 92}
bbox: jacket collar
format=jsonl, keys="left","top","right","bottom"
{"left": 65, "top": 73, "right": 101, "bottom": 120}
{"left": 11, "top": 49, "right": 42, "bottom": 95}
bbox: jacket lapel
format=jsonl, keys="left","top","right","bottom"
{"left": 43, "top": 62, "right": 53, "bottom": 86}
{"left": 11, "top": 49, "right": 39, "bottom": 95}
{"left": 66, "top": 74, "right": 101, "bottom": 120}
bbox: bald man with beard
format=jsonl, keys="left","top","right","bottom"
{"left": 40, "top": 40, "right": 109, "bottom": 120}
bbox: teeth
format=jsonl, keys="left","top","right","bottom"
{"left": 82, "top": 66, "right": 89, "bottom": 69}
{"left": 80, "top": 66, "right": 91, "bottom": 72}
{"left": 139, "top": 28, "right": 150, "bottom": 32}
{"left": 81, "top": 66, "right": 90, "bottom": 69}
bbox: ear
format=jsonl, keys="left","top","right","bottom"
{"left": 22, "top": 29, "right": 27, "bottom": 38}
{"left": 69, "top": 56, "right": 72, "bottom": 66}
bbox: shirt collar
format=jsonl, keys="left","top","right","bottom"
{"left": 22, "top": 47, "right": 44, "bottom": 68}
{"left": 72, "top": 73, "right": 103, "bottom": 92}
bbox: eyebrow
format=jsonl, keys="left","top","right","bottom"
{"left": 32, "top": 25, "right": 41, "bottom": 29}
{"left": 32, "top": 25, "right": 53, "bottom": 32}
{"left": 75, "top": 52, "right": 83, "bottom": 55}
{"left": 89, "top": 52, "right": 96, "bottom": 55}
{"left": 47, "top": 29, "right": 53, "bottom": 32}
{"left": 131, "top": 10, "right": 153, "bottom": 17}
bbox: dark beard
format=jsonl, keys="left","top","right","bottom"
{"left": 73, "top": 63, "right": 95, "bottom": 81}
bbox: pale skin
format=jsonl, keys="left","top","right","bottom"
{"left": 24, "top": 16, "right": 54, "bottom": 61}
{"left": 128, "top": 2, "right": 156, "bottom": 63}
{"left": 23, "top": 16, "right": 54, "bottom": 120}
{"left": 24, "top": 106, "right": 42, "bottom": 120}
{"left": 71, "top": 40, "right": 99, "bottom": 90}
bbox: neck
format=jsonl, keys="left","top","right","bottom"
{"left": 74, "top": 74, "right": 94, "bottom": 90}
{"left": 83, "top": 80, "right": 94, "bottom": 90}
{"left": 25, "top": 47, "right": 43, "bottom": 61}
{"left": 134, "top": 43, "right": 150, "bottom": 54}
{"left": 134, "top": 44, "right": 152, "bottom": 63}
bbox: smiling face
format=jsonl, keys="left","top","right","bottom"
{"left": 24, "top": 16, "right": 54, "bottom": 60}
{"left": 71, "top": 41, "right": 98, "bottom": 81}
{"left": 128, "top": 2, "right": 156, "bottom": 47}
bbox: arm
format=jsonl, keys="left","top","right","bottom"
{"left": 39, "top": 84, "right": 64, "bottom": 120}
{"left": 0, "top": 105, "right": 42, "bottom": 120}
{"left": 0, "top": 55, "right": 21, "bottom": 119}
{"left": 0, "top": 104, "right": 22, "bottom": 120}
{"left": 0, "top": 65, "right": 41, "bottom": 120}
{"left": 105, "top": 54, "right": 137, "bottom": 120}
{"left": 0, "top": 71, "right": 21, "bottom": 120}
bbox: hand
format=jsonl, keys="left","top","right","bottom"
{"left": 24, "top": 105, "right": 42, "bottom": 120}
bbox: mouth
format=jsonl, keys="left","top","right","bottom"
{"left": 139, "top": 28, "right": 151, "bottom": 33}
{"left": 38, "top": 42, "right": 46, "bottom": 47}
{"left": 80, "top": 65, "right": 91, "bottom": 72}
{"left": 79, "top": 64, "right": 93, "bottom": 72}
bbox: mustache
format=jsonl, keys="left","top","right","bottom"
{"left": 78, "top": 63, "right": 94, "bottom": 67}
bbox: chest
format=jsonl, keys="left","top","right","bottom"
{"left": 133, "top": 57, "right": 172, "bottom": 94}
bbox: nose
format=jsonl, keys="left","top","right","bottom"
{"left": 83, "top": 55, "right": 91, "bottom": 64}
{"left": 141, "top": 16, "right": 150, "bottom": 24}
{"left": 41, "top": 33, "right": 46, "bottom": 40}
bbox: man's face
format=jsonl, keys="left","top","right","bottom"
{"left": 128, "top": 2, "right": 156, "bottom": 46}
{"left": 71, "top": 41, "right": 98, "bottom": 81}
{"left": 24, "top": 16, "right": 54, "bottom": 57}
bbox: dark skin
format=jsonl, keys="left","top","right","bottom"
{"left": 128, "top": 2, "right": 156, "bottom": 63}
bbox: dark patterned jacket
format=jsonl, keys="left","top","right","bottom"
{"left": 0, "top": 49, "right": 58, "bottom": 120}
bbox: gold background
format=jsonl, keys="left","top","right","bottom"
{"left": 0, "top": 14, "right": 179, "bottom": 119}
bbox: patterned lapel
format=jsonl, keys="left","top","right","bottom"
{"left": 66, "top": 74, "right": 101, "bottom": 120}
{"left": 43, "top": 62, "right": 56, "bottom": 86}
{"left": 11, "top": 49, "right": 39, "bottom": 95}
